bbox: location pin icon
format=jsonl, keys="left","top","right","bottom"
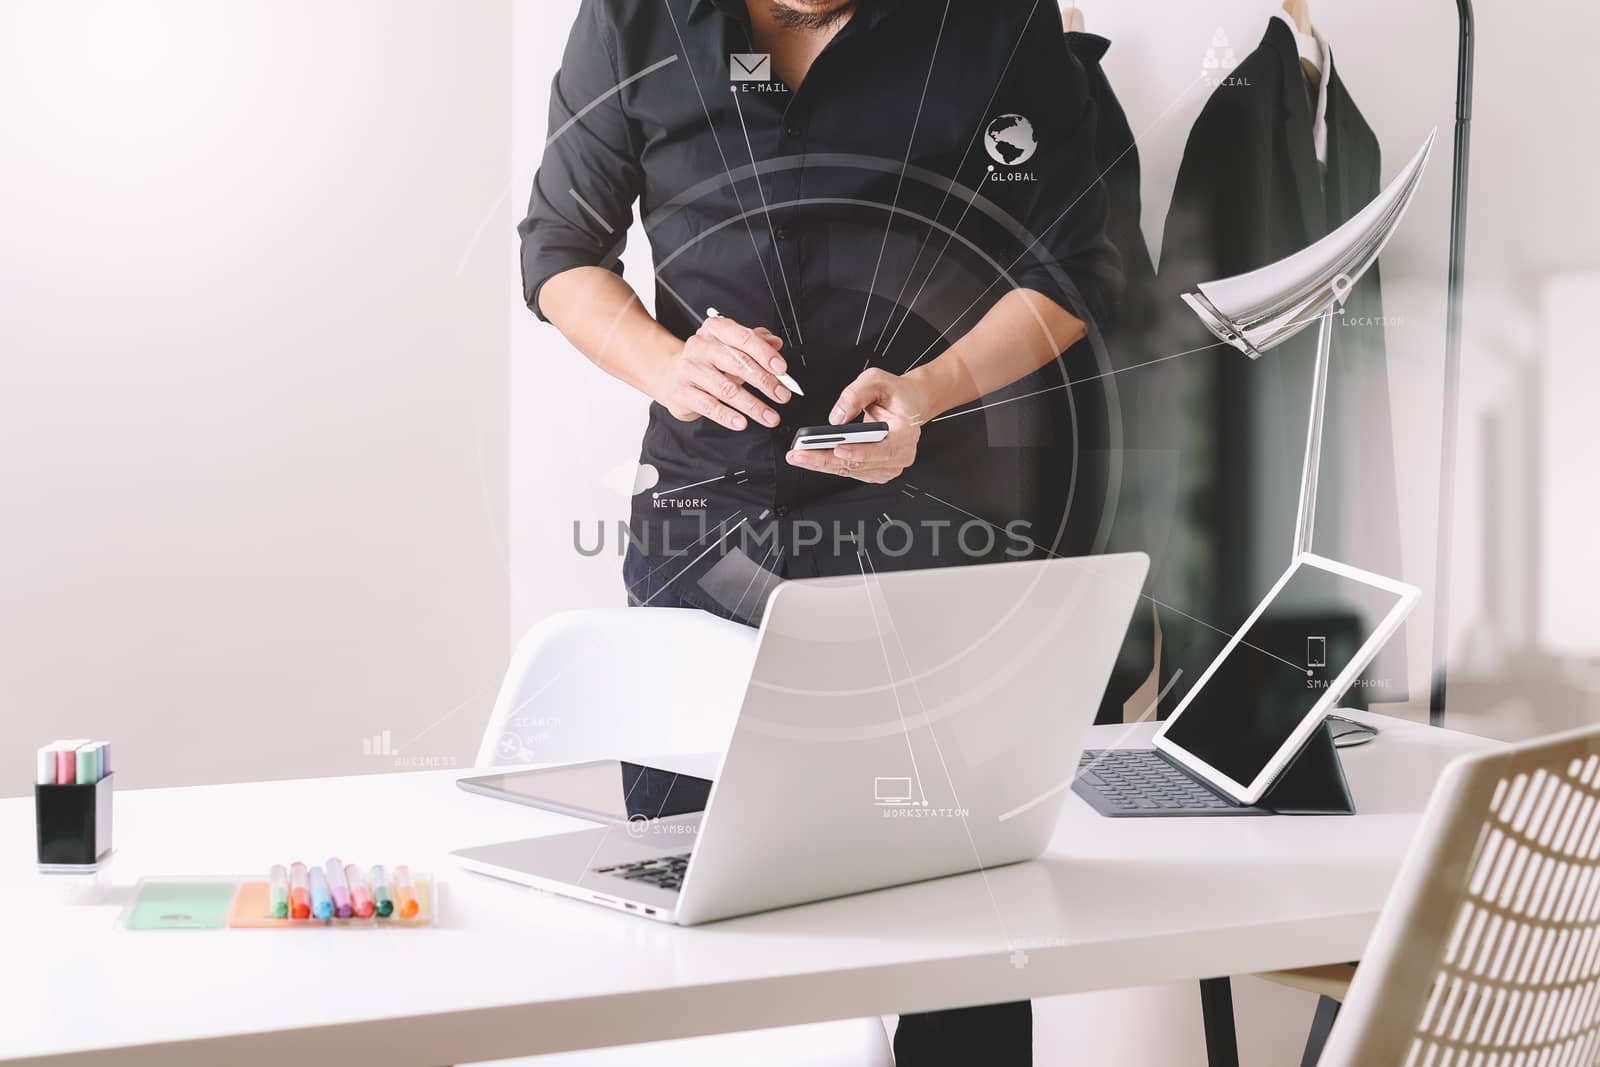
{"left": 1331, "top": 272, "right": 1354, "bottom": 308}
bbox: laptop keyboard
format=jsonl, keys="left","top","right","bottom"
{"left": 592, "top": 852, "right": 690, "bottom": 892}
{"left": 1074, "top": 749, "right": 1261, "bottom": 817}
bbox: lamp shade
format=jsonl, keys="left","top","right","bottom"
{"left": 1181, "top": 130, "right": 1436, "bottom": 358}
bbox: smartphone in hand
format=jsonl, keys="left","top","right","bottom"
{"left": 790, "top": 422, "right": 890, "bottom": 451}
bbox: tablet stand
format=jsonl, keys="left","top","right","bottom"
{"left": 1258, "top": 721, "right": 1356, "bottom": 815}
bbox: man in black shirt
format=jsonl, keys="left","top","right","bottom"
{"left": 523, "top": 0, "right": 1118, "bottom": 1061}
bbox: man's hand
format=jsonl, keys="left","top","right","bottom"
{"left": 653, "top": 316, "right": 793, "bottom": 431}
{"left": 785, "top": 367, "right": 935, "bottom": 484}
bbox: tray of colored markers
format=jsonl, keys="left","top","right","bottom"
{"left": 230, "top": 860, "right": 432, "bottom": 927}
{"left": 119, "top": 862, "right": 433, "bottom": 930}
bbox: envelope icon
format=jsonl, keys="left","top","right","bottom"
{"left": 730, "top": 52, "right": 771, "bottom": 81}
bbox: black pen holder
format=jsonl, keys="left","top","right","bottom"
{"left": 35, "top": 773, "right": 114, "bottom": 872}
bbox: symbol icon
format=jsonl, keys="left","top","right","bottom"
{"left": 730, "top": 53, "right": 771, "bottom": 81}
{"left": 1308, "top": 636, "right": 1327, "bottom": 670}
{"left": 1331, "top": 272, "right": 1354, "bottom": 309}
{"left": 626, "top": 812, "right": 650, "bottom": 838}
{"left": 874, "top": 776, "right": 914, "bottom": 806}
{"left": 495, "top": 733, "right": 526, "bottom": 761}
{"left": 1201, "top": 28, "right": 1238, "bottom": 87}
{"left": 984, "top": 114, "right": 1037, "bottom": 167}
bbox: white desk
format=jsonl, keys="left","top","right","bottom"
{"left": 0, "top": 713, "right": 1496, "bottom": 1066}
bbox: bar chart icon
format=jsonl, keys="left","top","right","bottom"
{"left": 362, "top": 730, "right": 395, "bottom": 757}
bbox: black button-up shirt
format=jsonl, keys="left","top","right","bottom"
{"left": 522, "top": 0, "right": 1121, "bottom": 621}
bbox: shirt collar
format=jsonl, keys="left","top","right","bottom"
{"left": 1271, "top": 11, "right": 1332, "bottom": 166}
{"left": 1065, "top": 31, "right": 1111, "bottom": 65}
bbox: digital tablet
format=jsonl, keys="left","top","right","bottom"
{"left": 456, "top": 760, "right": 713, "bottom": 824}
{"left": 1152, "top": 553, "right": 1419, "bottom": 805}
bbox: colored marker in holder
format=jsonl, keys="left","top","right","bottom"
{"left": 393, "top": 865, "right": 419, "bottom": 919}
{"left": 288, "top": 862, "right": 311, "bottom": 919}
{"left": 268, "top": 865, "right": 289, "bottom": 919}
{"left": 324, "top": 858, "right": 352, "bottom": 919}
{"left": 346, "top": 864, "right": 374, "bottom": 918}
{"left": 370, "top": 865, "right": 394, "bottom": 918}
{"left": 308, "top": 866, "right": 332, "bottom": 920}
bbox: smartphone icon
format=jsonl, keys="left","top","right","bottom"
{"left": 1307, "top": 636, "right": 1327, "bottom": 669}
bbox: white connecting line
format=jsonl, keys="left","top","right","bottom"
{"left": 660, "top": 0, "right": 799, "bottom": 350}
{"left": 855, "top": 0, "right": 955, "bottom": 347}
{"left": 872, "top": 0, "right": 1045, "bottom": 358}
{"left": 652, "top": 472, "right": 745, "bottom": 500}
{"left": 856, "top": 538, "right": 1017, "bottom": 951}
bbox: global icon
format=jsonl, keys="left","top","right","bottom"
{"left": 984, "top": 114, "right": 1038, "bottom": 167}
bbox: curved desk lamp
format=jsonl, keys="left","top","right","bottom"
{"left": 1181, "top": 129, "right": 1435, "bottom": 560}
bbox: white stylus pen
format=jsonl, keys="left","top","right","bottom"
{"left": 706, "top": 308, "right": 805, "bottom": 397}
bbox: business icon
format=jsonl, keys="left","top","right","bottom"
{"left": 984, "top": 114, "right": 1037, "bottom": 167}
{"left": 730, "top": 53, "right": 771, "bottom": 82}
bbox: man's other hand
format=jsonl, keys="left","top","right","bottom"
{"left": 653, "top": 316, "right": 792, "bottom": 431}
{"left": 785, "top": 368, "right": 932, "bottom": 485}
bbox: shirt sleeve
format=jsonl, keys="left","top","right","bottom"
{"left": 517, "top": 0, "right": 645, "bottom": 322}
{"left": 1005, "top": 6, "right": 1123, "bottom": 329}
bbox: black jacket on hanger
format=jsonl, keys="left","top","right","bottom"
{"left": 1153, "top": 17, "right": 1406, "bottom": 714}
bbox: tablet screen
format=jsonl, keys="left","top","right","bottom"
{"left": 1161, "top": 562, "right": 1406, "bottom": 789}
{"left": 461, "top": 761, "right": 713, "bottom": 823}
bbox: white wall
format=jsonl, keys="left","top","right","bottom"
{"left": 510, "top": 0, "right": 657, "bottom": 638}
{"left": 0, "top": 0, "right": 513, "bottom": 791}
{"left": 1538, "top": 274, "right": 1600, "bottom": 657}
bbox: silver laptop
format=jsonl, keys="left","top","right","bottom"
{"left": 452, "top": 553, "right": 1148, "bottom": 926}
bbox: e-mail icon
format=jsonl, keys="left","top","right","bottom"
{"left": 730, "top": 52, "right": 771, "bottom": 81}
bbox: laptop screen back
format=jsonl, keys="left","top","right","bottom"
{"left": 1160, "top": 561, "right": 1406, "bottom": 789}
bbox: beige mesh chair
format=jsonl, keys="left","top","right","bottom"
{"left": 1317, "top": 725, "right": 1600, "bottom": 1066}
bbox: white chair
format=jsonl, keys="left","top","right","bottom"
{"left": 1317, "top": 724, "right": 1600, "bottom": 1066}
{"left": 472, "top": 607, "right": 894, "bottom": 1067}
{"left": 476, "top": 607, "right": 758, "bottom": 768}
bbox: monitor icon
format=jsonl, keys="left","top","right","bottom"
{"left": 874, "top": 776, "right": 914, "bottom": 806}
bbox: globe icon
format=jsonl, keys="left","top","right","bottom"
{"left": 985, "top": 114, "right": 1038, "bottom": 167}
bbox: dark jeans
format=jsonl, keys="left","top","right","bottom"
{"left": 622, "top": 548, "right": 1033, "bottom": 1065}
{"left": 623, "top": 546, "right": 742, "bottom": 622}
